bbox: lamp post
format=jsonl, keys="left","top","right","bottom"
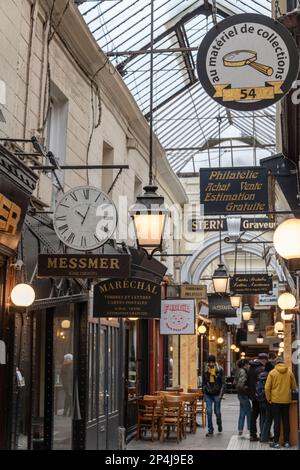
{"left": 129, "top": 0, "right": 169, "bottom": 258}
{"left": 198, "top": 325, "right": 206, "bottom": 382}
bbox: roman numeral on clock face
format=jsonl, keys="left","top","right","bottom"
{"left": 56, "top": 215, "right": 67, "bottom": 221}
{"left": 58, "top": 224, "right": 68, "bottom": 234}
{"left": 83, "top": 189, "right": 89, "bottom": 200}
{"left": 66, "top": 232, "right": 75, "bottom": 244}
{"left": 69, "top": 192, "right": 78, "bottom": 202}
{"left": 81, "top": 236, "right": 87, "bottom": 247}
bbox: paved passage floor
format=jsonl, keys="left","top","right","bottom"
{"left": 127, "top": 395, "right": 296, "bottom": 451}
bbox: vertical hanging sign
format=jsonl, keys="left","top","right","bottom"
{"left": 197, "top": 14, "right": 299, "bottom": 111}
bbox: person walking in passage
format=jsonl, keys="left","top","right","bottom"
{"left": 248, "top": 354, "right": 268, "bottom": 441}
{"left": 256, "top": 360, "right": 274, "bottom": 443}
{"left": 60, "top": 353, "right": 73, "bottom": 417}
{"left": 235, "top": 359, "right": 251, "bottom": 437}
{"left": 202, "top": 355, "right": 225, "bottom": 437}
{"left": 265, "top": 357, "right": 297, "bottom": 448}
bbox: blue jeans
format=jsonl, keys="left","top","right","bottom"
{"left": 204, "top": 394, "right": 222, "bottom": 433}
{"left": 238, "top": 395, "right": 251, "bottom": 432}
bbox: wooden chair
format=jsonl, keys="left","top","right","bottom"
{"left": 165, "top": 387, "right": 183, "bottom": 394}
{"left": 180, "top": 393, "right": 198, "bottom": 434}
{"left": 136, "top": 399, "right": 160, "bottom": 441}
{"left": 158, "top": 391, "right": 178, "bottom": 396}
{"left": 188, "top": 388, "right": 206, "bottom": 428}
{"left": 160, "top": 397, "right": 184, "bottom": 444}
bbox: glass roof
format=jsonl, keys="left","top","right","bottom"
{"left": 79, "top": 0, "right": 275, "bottom": 173}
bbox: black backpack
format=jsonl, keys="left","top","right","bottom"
{"left": 255, "top": 371, "right": 268, "bottom": 402}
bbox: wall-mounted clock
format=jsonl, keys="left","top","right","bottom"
{"left": 53, "top": 186, "right": 117, "bottom": 251}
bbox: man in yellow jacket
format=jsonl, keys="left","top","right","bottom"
{"left": 265, "top": 357, "right": 297, "bottom": 448}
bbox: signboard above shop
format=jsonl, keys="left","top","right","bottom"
{"left": 197, "top": 13, "right": 300, "bottom": 111}
{"left": 160, "top": 300, "right": 195, "bottom": 335}
{"left": 230, "top": 274, "right": 273, "bottom": 295}
{"left": 200, "top": 167, "right": 269, "bottom": 215}
{"left": 190, "top": 217, "right": 276, "bottom": 232}
{"left": 208, "top": 294, "right": 237, "bottom": 319}
{"left": 258, "top": 280, "right": 279, "bottom": 306}
{"left": 93, "top": 277, "right": 161, "bottom": 318}
{"left": 180, "top": 284, "right": 207, "bottom": 300}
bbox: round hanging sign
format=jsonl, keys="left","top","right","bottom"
{"left": 197, "top": 14, "right": 300, "bottom": 111}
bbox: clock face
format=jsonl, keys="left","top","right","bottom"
{"left": 54, "top": 186, "right": 117, "bottom": 251}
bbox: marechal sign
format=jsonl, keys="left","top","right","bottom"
{"left": 160, "top": 300, "right": 195, "bottom": 335}
{"left": 38, "top": 254, "right": 131, "bottom": 278}
{"left": 93, "top": 278, "right": 161, "bottom": 318}
{"left": 230, "top": 274, "right": 273, "bottom": 295}
{"left": 200, "top": 167, "right": 269, "bottom": 215}
{"left": 190, "top": 217, "right": 276, "bottom": 232}
{"left": 180, "top": 284, "right": 207, "bottom": 300}
{"left": 197, "top": 13, "right": 300, "bottom": 111}
{"left": 208, "top": 294, "right": 237, "bottom": 318}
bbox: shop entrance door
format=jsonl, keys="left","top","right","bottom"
{"left": 86, "top": 323, "right": 119, "bottom": 450}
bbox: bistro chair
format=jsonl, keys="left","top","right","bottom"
{"left": 188, "top": 388, "right": 206, "bottom": 428}
{"left": 158, "top": 390, "right": 178, "bottom": 396}
{"left": 136, "top": 399, "right": 160, "bottom": 441}
{"left": 160, "top": 397, "right": 184, "bottom": 444}
{"left": 165, "top": 387, "right": 183, "bottom": 394}
{"left": 179, "top": 393, "right": 198, "bottom": 434}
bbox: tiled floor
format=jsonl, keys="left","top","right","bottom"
{"left": 127, "top": 395, "right": 297, "bottom": 451}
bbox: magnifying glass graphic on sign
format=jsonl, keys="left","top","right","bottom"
{"left": 223, "top": 50, "right": 274, "bottom": 77}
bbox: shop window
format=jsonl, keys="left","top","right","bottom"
{"left": 128, "top": 321, "right": 137, "bottom": 396}
{"left": 102, "top": 142, "right": 114, "bottom": 194}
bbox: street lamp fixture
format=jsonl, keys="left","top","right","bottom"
{"left": 230, "top": 344, "right": 237, "bottom": 350}
{"left": 230, "top": 295, "right": 241, "bottom": 308}
{"left": 247, "top": 320, "right": 256, "bottom": 333}
{"left": 242, "top": 304, "right": 252, "bottom": 321}
{"left": 212, "top": 264, "right": 229, "bottom": 293}
{"left": 256, "top": 334, "right": 264, "bottom": 344}
{"left": 274, "top": 321, "right": 284, "bottom": 334}
{"left": 198, "top": 325, "right": 207, "bottom": 335}
{"left": 10, "top": 283, "right": 35, "bottom": 307}
{"left": 217, "top": 337, "right": 224, "bottom": 345}
{"left": 129, "top": 0, "right": 169, "bottom": 259}
{"left": 281, "top": 310, "right": 294, "bottom": 321}
{"left": 235, "top": 347, "right": 240, "bottom": 353}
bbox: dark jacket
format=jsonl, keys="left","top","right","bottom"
{"left": 202, "top": 364, "right": 225, "bottom": 397}
{"left": 248, "top": 360, "right": 264, "bottom": 400}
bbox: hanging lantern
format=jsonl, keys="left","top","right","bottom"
{"left": 273, "top": 218, "right": 300, "bottom": 260}
{"left": 278, "top": 292, "right": 297, "bottom": 310}
{"left": 130, "top": 185, "right": 169, "bottom": 258}
{"left": 274, "top": 321, "right": 284, "bottom": 334}
{"left": 212, "top": 264, "right": 229, "bottom": 293}
{"left": 230, "top": 295, "right": 241, "bottom": 308}
{"left": 242, "top": 304, "right": 252, "bottom": 321}
{"left": 198, "top": 325, "right": 207, "bottom": 335}
{"left": 11, "top": 283, "right": 35, "bottom": 307}
{"left": 281, "top": 310, "right": 294, "bottom": 321}
{"left": 256, "top": 334, "right": 264, "bottom": 344}
{"left": 247, "top": 320, "right": 255, "bottom": 333}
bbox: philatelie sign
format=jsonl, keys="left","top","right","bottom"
{"left": 38, "top": 254, "right": 130, "bottom": 278}
{"left": 93, "top": 278, "right": 161, "bottom": 318}
{"left": 160, "top": 300, "right": 195, "bottom": 335}
{"left": 200, "top": 167, "right": 268, "bottom": 215}
{"left": 197, "top": 14, "right": 299, "bottom": 111}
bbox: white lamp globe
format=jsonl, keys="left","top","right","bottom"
{"left": 230, "top": 344, "right": 237, "bottom": 350}
{"left": 61, "top": 320, "right": 71, "bottom": 329}
{"left": 274, "top": 321, "right": 284, "bottom": 334}
{"left": 279, "top": 342, "right": 284, "bottom": 349}
{"left": 235, "top": 347, "right": 240, "bottom": 353}
{"left": 281, "top": 310, "right": 294, "bottom": 321}
{"left": 11, "top": 283, "right": 35, "bottom": 307}
{"left": 273, "top": 218, "right": 300, "bottom": 259}
{"left": 278, "top": 292, "right": 296, "bottom": 310}
{"left": 217, "top": 337, "right": 224, "bottom": 345}
{"left": 198, "top": 325, "right": 207, "bottom": 335}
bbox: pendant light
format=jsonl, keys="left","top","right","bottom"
{"left": 198, "top": 324, "right": 207, "bottom": 335}
{"left": 212, "top": 223, "right": 228, "bottom": 293}
{"left": 129, "top": 0, "right": 169, "bottom": 258}
{"left": 281, "top": 310, "right": 294, "bottom": 321}
{"left": 256, "top": 334, "right": 264, "bottom": 344}
{"left": 11, "top": 283, "right": 35, "bottom": 307}
{"left": 217, "top": 337, "right": 224, "bottom": 345}
{"left": 247, "top": 320, "right": 255, "bottom": 333}
{"left": 278, "top": 292, "right": 296, "bottom": 310}
{"left": 230, "top": 295, "right": 241, "bottom": 308}
{"left": 242, "top": 304, "right": 252, "bottom": 321}
{"left": 274, "top": 321, "right": 284, "bottom": 334}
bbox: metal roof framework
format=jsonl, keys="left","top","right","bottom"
{"left": 79, "top": 0, "right": 275, "bottom": 174}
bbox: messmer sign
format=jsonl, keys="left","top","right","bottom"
{"left": 197, "top": 14, "right": 299, "bottom": 111}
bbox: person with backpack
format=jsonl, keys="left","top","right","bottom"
{"left": 234, "top": 359, "right": 251, "bottom": 437}
{"left": 256, "top": 361, "right": 274, "bottom": 442}
{"left": 202, "top": 355, "right": 225, "bottom": 437}
{"left": 248, "top": 354, "right": 268, "bottom": 441}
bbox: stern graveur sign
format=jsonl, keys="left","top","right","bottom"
{"left": 197, "top": 14, "right": 299, "bottom": 111}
